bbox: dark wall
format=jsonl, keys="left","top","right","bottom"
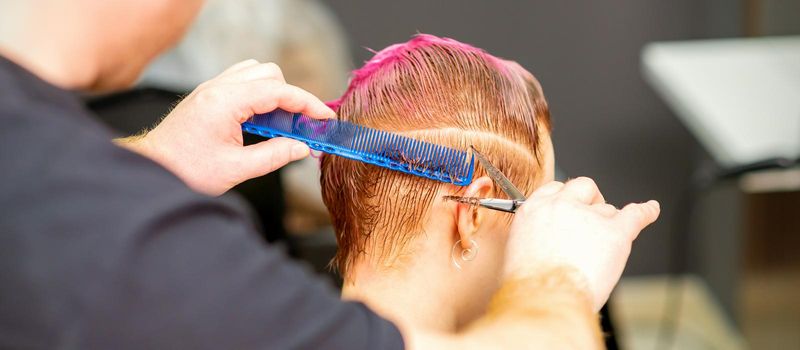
{"left": 325, "top": 0, "right": 741, "bottom": 274}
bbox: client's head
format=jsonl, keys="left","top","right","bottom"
{"left": 320, "top": 34, "right": 554, "bottom": 324}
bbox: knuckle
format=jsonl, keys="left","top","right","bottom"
{"left": 516, "top": 201, "right": 534, "bottom": 215}
{"left": 599, "top": 203, "right": 617, "bottom": 214}
{"left": 541, "top": 181, "right": 561, "bottom": 191}
{"left": 634, "top": 205, "right": 648, "bottom": 218}
{"left": 260, "top": 79, "right": 282, "bottom": 90}
{"left": 641, "top": 203, "right": 655, "bottom": 217}
{"left": 279, "top": 86, "right": 305, "bottom": 103}
{"left": 623, "top": 204, "right": 643, "bottom": 221}
{"left": 622, "top": 202, "right": 639, "bottom": 212}
{"left": 642, "top": 206, "right": 659, "bottom": 225}
{"left": 195, "top": 85, "right": 223, "bottom": 103}
{"left": 262, "top": 82, "right": 288, "bottom": 101}
{"left": 263, "top": 62, "right": 283, "bottom": 75}
{"left": 622, "top": 205, "right": 646, "bottom": 224}
{"left": 574, "top": 176, "right": 597, "bottom": 189}
{"left": 552, "top": 196, "right": 573, "bottom": 209}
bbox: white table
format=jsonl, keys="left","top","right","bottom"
{"left": 640, "top": 37, "right": 800, "bottom": 331}
{"left": 642, "top": 36, "right": 800, "bottom": 169}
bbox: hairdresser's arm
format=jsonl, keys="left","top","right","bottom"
{"left": 403, "top": 178, "right": 661, "bottom": 349}
{"left": 406, "top": 267, "right": 601, "bottom": 349}
{"left": 116, "top": 60, "right": 335, "bottom": 196}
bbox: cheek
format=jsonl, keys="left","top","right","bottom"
{"left": 544, "top": 139, "right": 556, "bottom": 181}
{"left": 159, "top": 0, "right": 204, "bottom": 21}
{"left": 491, "top": 219, "right": 512, "bottom": 246}
{"left": 477, "top": 217, "right": 512, "bottom": 274}
{"left": 536, "top": 131, "right": 556, "bottom": 184}
{"left": 544, "top": 155, "right": 555, "bottom": 182}
{"left": 174, "top": 1, "right": 205, "bottom": 33}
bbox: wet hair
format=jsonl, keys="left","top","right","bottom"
{"left": 320, "top": 34, "right": 551, "bottom": 276}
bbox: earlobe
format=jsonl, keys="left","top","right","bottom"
{"left": 455, "top": 176, "right": 494, "bottom": 249}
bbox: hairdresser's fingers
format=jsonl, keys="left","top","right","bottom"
{"left": 531, "top": 181, "right": 564, "bottom": 198}
{"left": 238, "top": 137, "right": 310, "bottom": 180}
{"left": 246, "top": 81, "right": 334, "bottom": 119}
{"left": 594, "top": 185, "right": 606, "bottom": 204}
{"left": 217, "top": 62, "right": 286, "bottom": 85}
{"left": 616, "top": 200, "right": 660, "bottom": 240}
{"left": 201, "top": 80, "right": 335, "bottom": 122}
{"left": 192, "top": 60, "right": 262, "bottom": 94}
{"left": 218, "top": 59, "right": 260, "bottom": 77}
{"left": 561, "top": 177, "right": 603, "bottom": 204}
{"left": 592, "top": 203, "right": 618, "bottom": 217}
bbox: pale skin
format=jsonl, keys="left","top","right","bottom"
{"left": 342, "top": 131, "right": 558, "bottom": 332}
{"left": 0, "top": 1, "right": 660, "bottom": 348}
{"left": 342, "top": 131, "right": 651, "bottom": 334}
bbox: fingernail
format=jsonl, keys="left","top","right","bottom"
{"left": 292, "top": 143, "right": 310, "bottom": 158}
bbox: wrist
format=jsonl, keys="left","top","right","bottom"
{"left": 114, "top": 132, "right": 176, "bottom": 175}
{"left": 113, "top": 133, "right": 152, "bottom": 156}
{"left": 494, "top": 265, "right": 594, "bottom": 316}
{"left": 114, "top": 133, "right": 181, "bottom": 180}
{"left": 456, "top": 265, "right": 603, "bottom": 349}
{"left": 115, "top": 132, "right": 224, "bottom": 196}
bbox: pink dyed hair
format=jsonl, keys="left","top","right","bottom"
{"left": 327, "top": 34, "right": 516, "bottom": 110}
{"left": 321, "top": 34, "right": 551, "bottom": 275}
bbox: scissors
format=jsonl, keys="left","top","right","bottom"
{"left": 443, "top": 146, "right": 526, "bottom": 213}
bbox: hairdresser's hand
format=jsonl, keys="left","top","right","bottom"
{"left": 504, "top": 177, "right": 660, "bottom": 311}
{"left": 118, "top": 60, "right": 335, "bottom": 196}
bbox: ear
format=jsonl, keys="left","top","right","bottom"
{"left": 456, "top": 176, "right": 494, "bottom": 249}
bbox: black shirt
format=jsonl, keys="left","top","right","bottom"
{"left": 0, "top": 56, "right": 404, "bottom": 349}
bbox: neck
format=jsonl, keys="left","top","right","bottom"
{"left": 341, "top": 245, "right": 461, "bottom": 332}
{"left": 0, "top": 2, "right": 98, "bottom": 90}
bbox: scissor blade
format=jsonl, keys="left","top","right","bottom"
{"left": 470, "top": 146, "right": 526, "bottom": 201}
{"left": 479, "top": 198, "right": 523, "bottom": 213}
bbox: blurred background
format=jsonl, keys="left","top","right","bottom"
{"left": 87, "top": 0, "right": 799, "bottom": 349}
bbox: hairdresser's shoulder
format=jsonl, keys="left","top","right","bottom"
{"left": 0, "top": 57, "right": 405, "bottom": 349}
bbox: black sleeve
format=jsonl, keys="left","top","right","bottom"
{"left": 0, "top": 60, "right": 405, "bottom": 350}
{"left": 2, "top": 139, "right": 403, "bottom": 349}
{"left": 76, "top": 191, "right": 403, "bottom": 349}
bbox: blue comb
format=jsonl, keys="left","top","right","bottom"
{"left": 241, "top": 109, "right": 475, "bottom": 186}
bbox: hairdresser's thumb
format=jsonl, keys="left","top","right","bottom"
{"left": 239, "top": 137, "right": 310, "bottom": 180}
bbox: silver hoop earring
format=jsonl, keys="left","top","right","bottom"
{"left": 451, "top": 239, "right": 479, "bottom": 270}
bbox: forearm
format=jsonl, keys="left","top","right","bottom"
{"left": 405, "top": 266, "right": 603, "bottom": 349}
{"left": 114, "top": 133, "right": 203, "bottom": 195}
{"left": 113, "top": 132, "right": 200, "bottom": 193}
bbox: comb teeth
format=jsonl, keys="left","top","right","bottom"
{"left": 242, "top": 109, "right": 475, "bottom": 185}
